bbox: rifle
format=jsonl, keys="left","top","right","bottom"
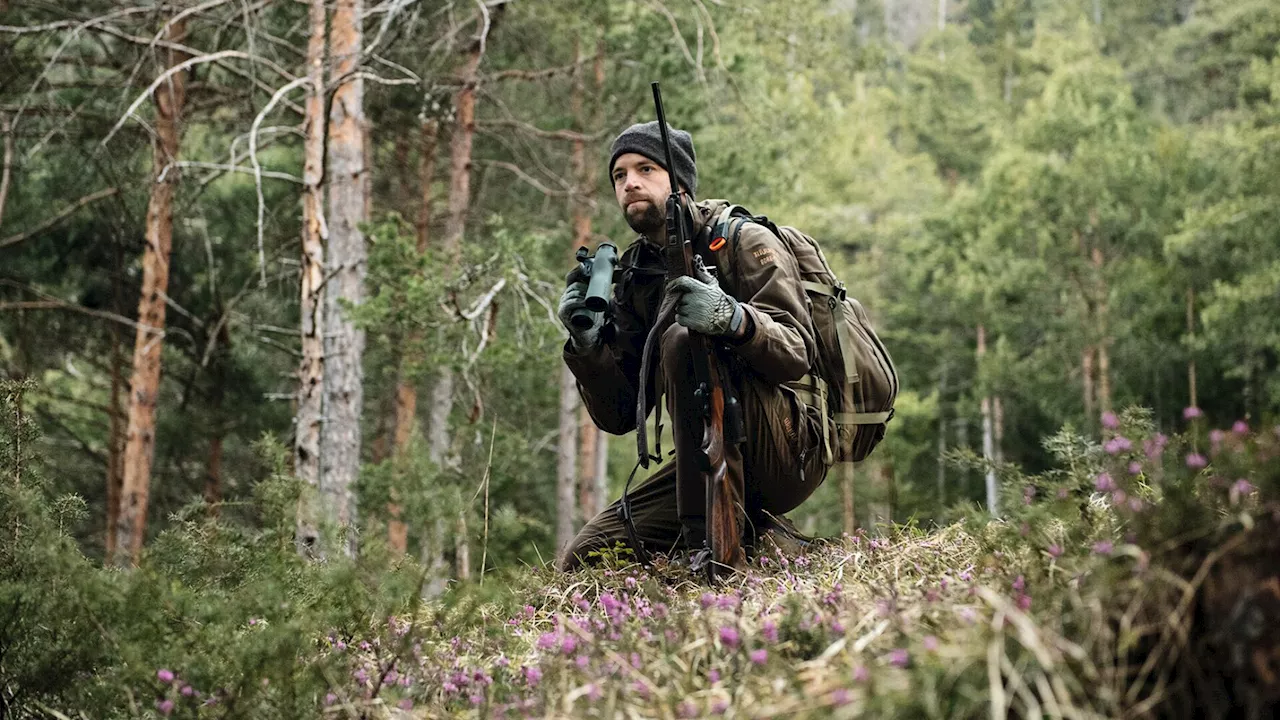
{"left": 650, "top": 82, "right": 746, "bottom": 581}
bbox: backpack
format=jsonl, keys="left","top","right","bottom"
{"left": 703, "top": 204, "right": 899, "bottom": 466}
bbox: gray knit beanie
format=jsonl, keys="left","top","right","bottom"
{"left": 608, "top": 121, "right": 697, "bottom": 196}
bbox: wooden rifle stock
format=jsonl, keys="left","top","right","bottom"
{"left": 652, "top": 83, "right": 745, "bottom": 580}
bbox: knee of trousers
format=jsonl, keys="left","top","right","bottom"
{"left": 660, "top": 323, "right": 692, "bottom": 375}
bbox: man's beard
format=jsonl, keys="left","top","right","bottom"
{"left": 624, "top": 200, "right": 665, "bottom": 234}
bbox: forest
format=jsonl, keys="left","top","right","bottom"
{"left": 2, "top": 0, "right": 1279, "bottom": 717}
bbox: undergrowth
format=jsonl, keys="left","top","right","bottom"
{"left": 3, "top": 382, "right": 1278, "bottom": 718}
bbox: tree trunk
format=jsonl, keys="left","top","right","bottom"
{"left": 387, "top": 119, "right": 440, "bottom": 555}
{"left": 426, "top": 37, "right": 484, "bottom": 470}
{"left": 455, "top": 511, "right": 470, "bottom": 580}
{"left": 978, "top": 324, "right": 998, "bottom": 517}
{"left": 992, "top": 395, "right": 1004, "bottom": 466}
{"left": 578, "top": 407, "right": 598, "bottom": 520}
{"left": 1082, "top": 345, "right": 1096, "bottom": 422}
{"left": 112, "top": 18, "right": 189, "bottom": 568}
{"left": 206, "top": 318, "right": 229, "bottom": 516}
{"left": 320, "top": 0, "right": 366, "bottom": 557}
{"left": 104, "top": 245, "right": 126, "bottom": 561}
{"left": 1092, "top": 246, "right": 1112, "bottom": 415}
{"left": 570, "top": 37, "right": 604, "bottom": 524}
{"left": 868, "top": 460, "right": 893, "bottom": 531}
{"left": 1187, "top": 287, "right": 1197, "bottom": 409}
{"left": 841, "top": 462, "right": 857, "bottom": 536}
{"left": 936, "top": 363, "right": 946, "bottom": 506}
{"left": 295, "top": 0, "right": 327, "bottom": 556}
{"left": 593, "top": 430, "right": 609, "bottom": 518}
{"left": 556, "top": 364, "right": 579, "bottom": 553}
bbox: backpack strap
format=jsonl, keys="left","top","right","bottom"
{"left": 800, "top": 280, "right": 859, "bottom": 386}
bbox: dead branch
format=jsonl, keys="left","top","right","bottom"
{"left": 474, "top": 160, "right": 571, "bottom": 197}
{"left": 0, "top": 187, "right": 119, "bottom": 250}
{"left": 0, "top": 114, "right": 11, "bottom": 232}
{"left": 101, "top": 50, "right": 299, "bottom": 149}
{"left": 488, "top": 60, "right": 588, "bottom": 83}
{"left": 250, "top": 75, "right": 311, "bottom": 285}
{"left": 478, "top": 118, "right": 607, "bottom": 143}
{"left": 163, "top": 161, "right": 301, "bottom": 184}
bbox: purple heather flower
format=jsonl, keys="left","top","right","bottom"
{"left": 561, "top": 635, "right": 578, "bottom": 655}
{"left": 536, "top": 632, "right": 558, "bottom": 650}
{"left": 523, "top": 667, "right": 542, "bottom": 686}
{"left": 853, "top": 665, "right": 870, "bottom": 682}
{"left": 1094, "top": 472, "right": 1115, "bottom": 492}
{"left": 1233, "top": 420, "right": 1249, "bottom": 434}
{"left": 575, "top": 654, "right": 589, "bottom": 669}
{"left": 923, "top": 635, "right": 939, "bottom": 652}
{"left": 1016, "top": 594, "right": 1032, "bottom": 611}
{"left": 750, "top": 649, "right": 768, "bottom": 665}
{"left": 712, "top": 699, "right": 730, "bottom": 714}
{"left": 1104, "top": 436, "right": 1133, "bottom": 455}
{"left": 717, "top": 594, "right": 740, "bottom": 610}
{"left": 1230, "top": 479, "right": 1255, "bottom": 505}
{"left": 888, "top": 648, "right": 910, "bottom": 668}
{"left": 762, "top": 620, "right": 778, "bottom": 643}
{"left": 625, "top": 576, "right": 638, "bottom": 589}
{"left": 958, "top": 607, "right": 978, "bottom": 624}
{"left": 1057, "top": 488, "right": 1070, "bottom": 500}
{"left": 1129, "top": 498, "right": 1145, "bottom": 512}
{"left": 708, "top": 668, "right": 722, "bottom": 683}
{"left": 1012, "top": 575, "right": 1025, "bottom": 592}
{"left": 359, "top": 641, "right": 371, "bottom": 651}
{"left": 1128, "top": 460, "right": 1143, "bottom": 475}
{"left": 1210, "top": 429, "right": 1226, "bottom": 447}
{"left": 587, "top": 684, "right": 602, "bottom": 701}
{"left": 524, "top": 605, "right": 536, "bottom": 617}
{"left": 700, "top": 592, "right": 716, "bottom": 609}
{"left": 630, "top": 681, "right": 650, "bottom": 698}
{"left": 1047, "top": 543, "right": 1063, "bottom": 558}
{"left": 401, "top": 699, "right": 415, "bottom": 710}
{"left": 324, "top": 693, "right": 337, "bottom": 706}
{"left": 180, "top": 685, "right": 194, "bottom": 697}
{"left": 678, "top": 700, "right": 698, "bottom": 718}
{"left": 1186, "top": 453, "right": 1208, "bottom": 469}
{"left": 156, "top": 699, "right": 174, "bottom": 716}
{"left": 1092, "top": 541, "right": 1114, "bottom": 555}
{"left": 156, "top": 669, "right": 175, "bottom": 684}
{"left": 1183, "top": 406, "right": 1203, "bottom": 420}
{"left": 1144, "top": 434, "right": 1168, "bottom": 459}
{"left": 1112, "top": 489, "right": 1128, "bottom": 505}
{"left": 1101, "top": 411, "right": 1120, "bottom": 430}
{"left": 719, "top": 626, "right": 740, "bottom": 648}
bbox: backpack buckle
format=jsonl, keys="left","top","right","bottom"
{"left": 834, "top": 282, "right": 847, "bottom": 301}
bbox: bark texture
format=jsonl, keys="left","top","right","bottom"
{"left": 426, "top": 39, "right": 483, "bottom": 468}
{"left": 113, "top": 19, "right": 189, "bottom": 568}
{"left": 296, "top": 0, "right": 327, "bottom": 555}
{"left": 978, "top": 324, "right": 998, "bottom": 516}
{"left": 556, "top": 364, "right": 579, "bottom": 553}
{"left": 320, "top": 0, "right": 366, "bottom": 557}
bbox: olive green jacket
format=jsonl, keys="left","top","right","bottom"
{"left": 564, "top": 199, "right": 818, "bottom": 435}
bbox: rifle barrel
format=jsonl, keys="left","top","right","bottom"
{"left": 650, "top": 82, "right": 681, "bottom": 196}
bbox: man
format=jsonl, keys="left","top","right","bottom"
{"left": 555, "top": 121, "right": 826, "bottom": 571}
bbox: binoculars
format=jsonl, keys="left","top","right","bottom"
{"left": 566, "top": 242, "right": 619, "bottom": 329}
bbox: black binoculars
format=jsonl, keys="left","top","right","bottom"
{"left": 566, "top": 242, "right": 619, "bottom": 329}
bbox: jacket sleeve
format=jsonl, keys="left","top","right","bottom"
{"left": 724, "top": 223, "right": 816, "bottom": 385}
{"left": 562, "top": 274, "right": 651, "bottom": 435}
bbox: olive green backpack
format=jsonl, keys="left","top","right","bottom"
{"left": 705, "top": 204, "right": 899, "bottom": 466}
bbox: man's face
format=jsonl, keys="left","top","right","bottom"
{"left": 611, "top": 152, "right": 669, "bottom": 234}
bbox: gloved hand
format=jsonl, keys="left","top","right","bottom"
{"left": 668, "top": 255, "right": 745, "bottom": 338}
{"left": 557, "top": 280, "right": 603, "bottom": 350}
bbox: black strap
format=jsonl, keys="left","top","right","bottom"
{"left": 616, "top": 454, "right": 662, "bottom": 566}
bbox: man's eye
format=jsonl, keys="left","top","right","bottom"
{"left": 640, "top": 166, "right": 652, "bottom": 173}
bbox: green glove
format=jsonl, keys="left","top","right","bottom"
{"left": 557, "top": 281, "right": 602, "bottom": 350}
{"left": 668, "top": 256, "right": 745, "bottom": 338}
